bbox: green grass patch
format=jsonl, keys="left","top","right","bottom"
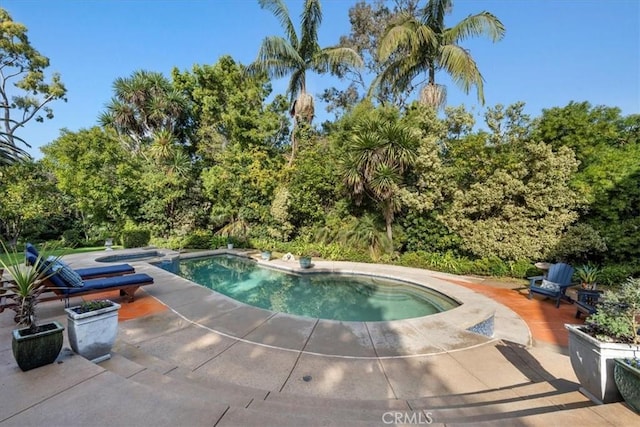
{"left": 0, "top": 246, "right": 121, "bottom": 267}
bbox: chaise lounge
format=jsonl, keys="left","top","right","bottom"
{"left": 25, "top": 252, "right": 154, "bottom": 307}
{"left": 26, "top": 243, "right": 135, "bottom": 279}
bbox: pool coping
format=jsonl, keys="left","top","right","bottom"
{"left": 63, "top": 248, "right": 532, "bottom": 359}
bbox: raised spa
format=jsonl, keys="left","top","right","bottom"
{"left": 157, "top": 255, "right": 460, "bottom": 322}
{"left": 96, "top": 250, "right": 165, "bottom": 263}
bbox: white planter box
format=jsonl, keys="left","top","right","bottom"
{"left": 65, "top": 301, "right": 121, "bottom": 363}
{"left": 566, "top": 324, "right": 640, "bottom": 404}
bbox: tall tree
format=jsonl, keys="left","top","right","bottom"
{"left": 172, "top": 55, "right": 289, "bottom": 158}
{"left": 533, "top": 102, "right": 640, "bottom": 263}
{"left": 41, "top": 127, "right": 142, "bottom": 236}
{"left": 99, "top": 70, "right": 190, "bottom": 153}
{"left": 249, "top": 0, "right": 362, "bottom": 164}
{"left": 340, "top": 106, "right": 419, "bottom": 245}
{"left": 322, "top": 0, "right": 420, "bottom": 113}
{"left": 0, "top": 8, "right": 67, "bottom": 164}
{"left": 439, "top": 105, "right": 580, "bottom": 261}
{"left": 373, "top": 0, "right": 505, "bottom": 109}
{"left": 0, "top": 160, "right": 61, "bottom": 245}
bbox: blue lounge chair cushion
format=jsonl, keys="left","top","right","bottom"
{"left": 46, "top": 256, "right": 134, "bottom": 278}
{"left": 26, "top": 243, "right": 39, "bottom": 258}
{"left": 24, "top": 243, "right": 136, "bottom": 279}
{"left": 73, "top": 264, "right": 135, "bottom": 278}
{"left": 64, "top": 273, "right": 154, "bottom": 296}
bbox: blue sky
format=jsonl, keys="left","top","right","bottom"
{"left": 3, "top": 0, "right": 639, "bottom": 158}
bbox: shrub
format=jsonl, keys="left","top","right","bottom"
{"left": 122, "top": 229, "right": 151, "bottom": 248}
{"left": 61, "top": 229, "right": 83, "bottom": 247}
{"left": 182, "top": 230, "right": 213, "bottom": 249}
{"left": 598, "top": 264, "right": 640, "bottom": 287}
{"left": 211, "top": 235, "right": 228, "bottom": 249}
{"left": 72, "top": 300, "right": 114, "bottom": 314}
{"left": 509, "top": 259, "right": 534, "bottom": 278}
{"left": 551, "top": 223, "right": 607, "bottom": 263}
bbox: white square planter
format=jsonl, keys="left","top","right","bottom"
{"left": 566, "top": 324, "right": 640, "bottom": 404}
{"left": 65, "top": 300, "right": 121, "bottom": 363}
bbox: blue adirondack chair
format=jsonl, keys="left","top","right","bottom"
{"left": 528, "top": 262, "right": 575, "bottom": 308}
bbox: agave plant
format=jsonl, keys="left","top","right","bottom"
{"left": 0, "top": 241, "right": 61, "bottom": 332}
{"left": 575, "top": 263, "right": 601, "bottom": 290}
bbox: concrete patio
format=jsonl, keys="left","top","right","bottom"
{"left": 0, "top": 249, "right": 637, "bottom": 426}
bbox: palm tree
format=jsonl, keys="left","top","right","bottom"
{"left": 372, "top": 0, "right": 505, "bottom": 109}
{"left": 249, "top": 0, "right": 362, "bottom": 164}
{"left": 99, "top": 70, "right": 189, "bottom": 152}
{"left": 341, "top": 114, "right": 419, "bottom": 246}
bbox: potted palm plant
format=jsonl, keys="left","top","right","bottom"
{"left": 0, "top": 241, "right": 65, "bottom": 371}
{"left": 565, "top": 277, "right": 640, "bottom": 404}
{"left": 65, "top": 299, "right": 121, "bottom": 363}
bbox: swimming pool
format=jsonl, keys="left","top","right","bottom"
{"left": 157, "top": 255, "right": 459, "bottom": 322}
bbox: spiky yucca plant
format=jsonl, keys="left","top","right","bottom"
{"left": 0, "top": 242, "right": 60, "bottom": 332}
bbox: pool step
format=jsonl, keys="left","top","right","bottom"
{"left": 101, "top": 345, "right": 610, "bottom": 426}
{"left": 99, "top": 339, "right": 640, "bottom": 426}
{"left": 101, "top": 351, "right": 268, "bottom": 407}
{"left": 0, "top": 349, "right": 229, "bottom": 426}
{"left": 216, "top": 405, "right": 397, "bottom": 427}
{"left": 251, "top": 384, "right": 592, "bottom": 425}
{"left": 264, "top": 391, "right": 411, "bottom": 411}
{"left": 101, "top": 350, "right": 414, "bottom": 425}
{"left": 109, "top": 340, "right": 178, "bottom": 374}
{"left": 442, "top": 402, "right": 638, "bottom": 426}
{"left": 247, "top": 397, "right": 412, "bottom": 424}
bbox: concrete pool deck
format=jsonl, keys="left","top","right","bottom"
{"left": 0, "top": 248, "right": 637, "bottom": 425}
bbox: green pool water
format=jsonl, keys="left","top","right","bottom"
{"left": 159, "top": 255, "right": 459, "bottom": 322}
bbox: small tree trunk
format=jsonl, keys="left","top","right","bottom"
{"left": 288, "top": 122, "right": 297, "bottom": 167}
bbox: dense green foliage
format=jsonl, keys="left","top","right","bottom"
{"left": 2, "top": 2, "right": 638, "bottom": 283}
{"left": 121, "top": 229, "right": 151, "bottom": 249}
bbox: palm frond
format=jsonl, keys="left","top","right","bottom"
{"left": 445, "top": 11, "right": 505, "bottom": 44}
{"left": 313, "top": 46, "right": 363, "bottom": 74}
{"left": 259, "top": 0, "right": 299, "bottom": 46}
{"left": 378, "top": 16, "right": 421, "bottom": 61}
{"left": 423, "top": 0, "right": 452, "bottom": 31}
{"left": 299, "top": 0, "right": 322, "bottom": 56}
{"left": 0, "top": 138, "right": 31, "bottom": 166}
{"left": 251, "top": 36, "right": 303, "bottom": 79}
{"left": 439, "top": 44, "right": 484, "bottom": 103}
